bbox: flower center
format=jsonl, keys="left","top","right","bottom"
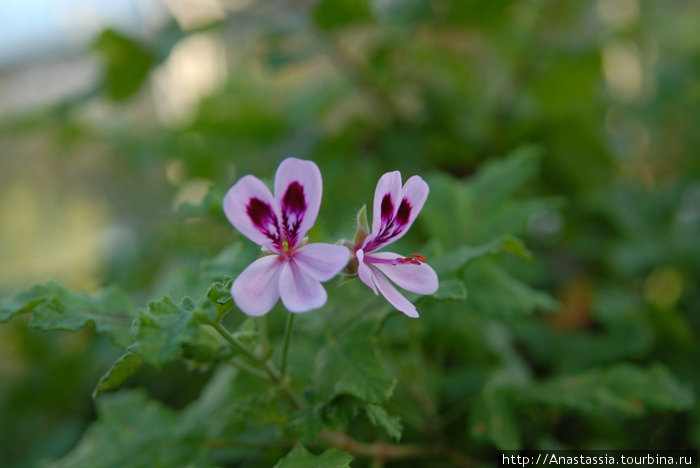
{"left": 277, "top": 239, "right": 295, "bottom": 260}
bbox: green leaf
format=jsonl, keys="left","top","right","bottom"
{"left": 0, "top": 282, "right": 137, "bottom": 349}
{"left": 465, "top": 262, "right": 558, "bottom": 315}
{"left": 314, "top": 321, "right": 397, "bottom": 404}
{"left": 364, "top": 404, "right": 403, "bottom": 441}
{"left": 433, "top": 235, "right": 531, "bottom": 275}
{"left": 0, "top": 282, "right": 57, "bottom": 322}
{"left": 133, "top": 296, "right": 200, "bottom": 367}
{"left": 432, "top": 278, "right": 467, "bottom": 300}
{"left": 195, "top": 277, "right": 234, "bottom": 324}
{"left": 287, "top": 405, "right": 324, "bottom": 445}
{"left": 422, "top": 147, "right": 554, "bottom": 246}
{"left": 470, "top": 389, "right": 521, "bottom": 450}
{"left": 181, "top": 326, "right": 231, "bottom": 365}
{"left": 93, "top": 29, "right": 156, "bottom": 101}
{"left": 50, "top": 390, "right": 210, "bottom": 468}
{"left": 313, "top": 0, "right": 371, "bottom": 30}
{"left": 468, "top": 146, "right": 543, "bottom": 210}
{"left": 93, "top": 352, "right": 143, "bottom": 399}
{"left": 274, "top": 445, "right": 353, "bottom": 468}
{"left": 179, "top": 366, "right": 268, "bottom": 440}
{"left": 522, "top": 364, "right": 694, "bottom": 416}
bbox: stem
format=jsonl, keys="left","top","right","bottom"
{"left": 318, "top": 429, "right": 432, "bottom": 459}
{"left": 259, "top": 315, "right": 270, "bottom": 359}
{"left": 210, "top": 320, "right": 280, "bottom": 383}
{"left": 208, "top": 319, "right": 303, "bottom": 408}
{"left": 318, "top": 429, "right": 474, "bottom": 467}
{"left": 280, "top": 313, "right": 295, "bottom": 381}
{"left": 230, "top": 356, "right": 269, "bottom": 381}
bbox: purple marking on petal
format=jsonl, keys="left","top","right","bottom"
{"left": 247, "top": 198, "right": 274, "bottom": 227}
{"left": 380, "top": 194, "right": 393, "bottom": 223}
{"left": 362, "top": 175, "right": 429, "bottom": 253}
{"left": 246, "top": 198, "right": 281, "bottom": 247}
{"left": 280, "top": 181, "right": 307, "bottom": 246}
{"left": 282, "top": 181, "right": 307, "bottom": 214}
{"left": 274, "top": 158, "right": 322, "bottom": 244}
{"left": 396, "top": 198, "right": 411, "bottom": 226}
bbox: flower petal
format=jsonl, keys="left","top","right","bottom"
{"left": 393, "top": 175, "right": 429, "bottom": 242}
{"left": 370, "top": 171, "right": 402, "bottom": 236}
{"left": 223, "top": 175, "right": 281, "bottom": 249}
{"left": 370, "top": 251, "right": 439, "bottom": 295}
{"left": 294, "top": 243, "right": 350, "bottom": 281}
{"left": 363, "top": 173, "right": 430, "bottom": 252}
{"left": 273, "top": 158, "right": 322, "bottom": 247}
{"left": 231, "top": 255, "right": 283, "bottom": 316}
{"left": 370, "top": 266, "right": 419, "bottom": 318}
{"left": 356, "top": 249, "right": 378, "bottom": 295}
{"left": 279, "top": 260, "right": 328, "bottom": 313}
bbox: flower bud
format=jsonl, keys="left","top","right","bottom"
{"left": 353, "top": 204, "right": 370, "bottom": 246}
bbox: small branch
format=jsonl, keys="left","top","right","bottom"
{"left": 210, "top": 320, "right": 280, "bottom": 382}
{"left": 208, "top": 320, "right": 303, "bottom": 408}
{"left": 230, "top": 356, "right": 269, "bottom": 381}
{"left": 280, "top": 313, "right": 295, "bottom": 381}
{"left": 259, "top": 315, "right": 270, "bottom": 359}
{"left": 318, "top": 429, "right": 474, "bottom": 467}
{"left": 319, "top": 429, "right": 430, "bottom": 459}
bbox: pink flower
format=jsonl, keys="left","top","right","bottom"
{"left": 355, "top": 172, "right": 438, "bottom": 318}
{"left": 223, "top": 158, "right": 350, "bottom": 316}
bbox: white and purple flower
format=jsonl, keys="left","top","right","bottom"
{"left": 355, "top": 171, "right": 439, "bottom": 318}
{"left": 223, "top": 158, "right": 350, "bottom": 316}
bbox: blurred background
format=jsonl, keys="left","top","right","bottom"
{"left": 1, "top": 0, "right": 699, "bottom": 466}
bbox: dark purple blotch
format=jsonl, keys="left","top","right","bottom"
{"left": 247, "top": 198, "right": 279, "bottom": 243}
{"left": 281, "top": 181, "right": 307, "bottom": 244}
{"left": 381, "top": 194, "right": 393, "bottom": 223}
{"left": 396, "top": 198, "right": 411, "bottom": 226}
{"left": 282, "top": 182, "right": 306, "bottom": 214}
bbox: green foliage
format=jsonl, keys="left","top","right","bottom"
{"left": 133, "top": 296, "right": 201, "bottom": 367}
{"left": 92, "top": 29, "right": 156, "bottom": 101}
{"left": 471, "top": 389, "right": 521, "bottom": 450}
{"left": 49, "top": 391, "right": 210, "bottom": 468}
{"left": 370, "top": 0, "right": 433, "bottom": 25}
{"left": 521, "top": 364, "right": 693, "bottom": 417}
{"left": 2, "top": 1, "right": 700, "bottom": 466}
{"left": 313, "top": 0, "right": 371, "bottom": 30}
{"left": 364, "top": 404, "right": 403, "bottom": 441}
{"left": 314, "top": 320, "right": 396, "bottom": 404}
{"left": 0, "top": 282, "right": 137, "bottom": 348}
{"left": 274, "top": 445, "right": 353, "bottom": 468}
{"left": 431, "top": 278, "right": 467, "bottom": 301}
{"left": 93, "top": 352, "right": 143, "bottom": 399}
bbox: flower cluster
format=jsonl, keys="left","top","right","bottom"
{"left": 223, "top": 158, "right": 438, "bottom": 318}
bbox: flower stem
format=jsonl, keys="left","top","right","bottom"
{"left": 208, "top": 319, "right": 303, "bottom": 408}
{"left": 210, "top": 320, "right": 280, "bottom": 383}
{"left": 259, "top": 315, "right": 270, "bottom": 359}
{"left": 280, "top": 313, "right": 295, "bottom": 381}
